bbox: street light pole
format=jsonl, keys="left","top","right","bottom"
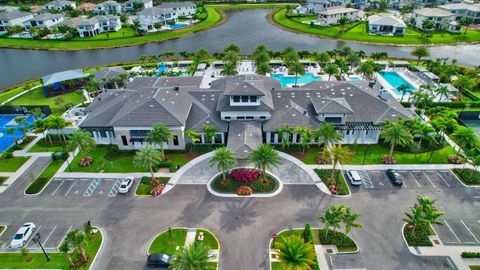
{"left": 32, "top": 233, "right": 50, "bottom": 262}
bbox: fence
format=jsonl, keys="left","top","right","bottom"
{"left": 0, "top": 105, "right": 52, "bottom": 117}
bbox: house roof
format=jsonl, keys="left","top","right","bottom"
{"left": 414, "top": 8, "right": 454, "bottom": 17}
{"left": 439, "top": 3, "right": 480, "bottom": 12}
{"left": 227, "top": 121, "right": 262, "bottom": 159}
{"left": 311, "top": 97, "right": 353, "bottom": 114}
{"left": 307, "top": 0, "right": 330, "bottom": 4}
{"left": 367, "top": 14, "right": 406, "bottom": 27}
{"left": 76, "top": 3, "right": 97, "bottom": 10}
{"left": 157, "top": 2, "right": 196, "bottom": 9}
{"left": 42, "top": 69, "right": 87, "bottom": 85}
{"left": 0, "top": 11, "right": 32, "bottom": 20}
{"left": 30, "top": 13, "right": 64, "bottom": 21}
{"left": 91, "top": 67, "right": 127, "bottom": 82}
{"left": 138, "top": 6, "right": 171, "bottom": 16}
{"left": 319, "top": 6, "right": 359, "bottom": 15}
{"left": 44, "top": 0, "right": 74, "bottom": 7}
{"left": 96, "top": 0, "right": 120, "bottom": 7}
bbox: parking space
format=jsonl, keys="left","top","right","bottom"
{"left": 433, "top": 219, "right": 480, "bottom": 246}
{"left": 346, "top": 169, "right": 464, "bottom": 192}
{"left": 40, "top": 178, "right": 132, "bottom": 198}
{"left": 0, "top": 222, "right": 74, "bottom": 251}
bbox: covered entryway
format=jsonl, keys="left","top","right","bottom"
{"left": 226, "top": 121, "right": 263, "bottom": 160}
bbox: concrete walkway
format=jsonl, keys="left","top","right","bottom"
{"left": 185, "top": 228, "right": 197, "bottom": 245}
{"left": 314, "top": 245, "right": 332, "bottom": 270}
{"left": 307, "top": 163, "right": 469, "bottom": 170}
{"left": 410, "top": 244, "right": 480, "bottom": 270}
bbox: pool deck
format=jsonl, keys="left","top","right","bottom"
{"left": 376, "top": 68, "right": 424, "bottom": 100}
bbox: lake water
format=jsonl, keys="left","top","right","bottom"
{"left": 1, "top": 9, "right": 479, "bottom": 89}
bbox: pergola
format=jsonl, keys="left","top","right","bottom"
{"left": 41, "top": 69, "right": 89, "bottom": 97}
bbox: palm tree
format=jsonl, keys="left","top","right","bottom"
{"left": 6, "top": 127, "right": 17, "bottom": 145}
{"left": 314, "top": 52, "right": 331, "bottom": 68}
{"left": 380, "top": 122, "right": 413, "bottom": 162}
{"left": 316, "top": 123, "right": 342, "bottom": 154}
{"left": 276, "top": 234, "right": 316, "bottom": 270}
{"left": 66, "top": 229, "right": 88, "bottom": 262}
{"left": 451, "top": 126, "right": 478, "bottom": 150}
{"left": 68, "top": 130, "right": 96, "bottom": 156}
{"left": 31, "top": 108, "right": 44, "bottom": 121}
{"left": 46, "top": 115, "right": 68, "bottom": 142}
{"left": 254, "top": 44, "right": 269, "bottom": 55}
{"left": 416, "top": 195, "right": 444, "bottom": 227}
{"left": 254, "top": 51, "right": 270, "bottom": 66}
{"left": 324, "top": 63, "right": 339, "bottom": 81}
{"left": 209, "top": 147, "right": 237, "bottom": 182}
{"left": 460, "top": 17, "right": 474, "bottom": 34}
{"left": 435, "top": 85, "right": 449, "bottom": 101}
{"left": 202, "top": 124, "right": 218, "bottom": 144}
{"left": 397, "top": 84, "right": 410, "bottom": 102}
{"left": 318, "top": 204, "right": 343, "bottom": 237}
{"left": 256, "top": 62, "right": 272, "bottom": 75}
{"left": 184, "top": 129, "right": 200, "bottom": 150}
{"left": 220, "top": 62, "right": 238, "bottom": 76}
{"left": 346, "top": 52, "right": 360, "bottom": 72}
{"left": 223, "top": 43, "right": 240, "bottom": 53}
{"left": 196, "top": 47, "right": 209, "bottom": 62}
{"left": 146, "top": 123, "right": 173, "bottom": 159}
{"left": 134, "top": 146, "right": 163, "bottom": 181}
{"left": 411, "top": 47, "right": 430, "bottom": 65}
{"left": 290, "top": 61, "right": 305, "bottom": 87}
{"left": 342, "top": 206, "right": 362, "bottom": 239}
{"left": 249, "top": 144, "right": 282, "bottom": 186}
{"left": 403, "top": 205, "right": 425, "bottom": 236}
{"left": 296, "top": 126, "right": 314, "bottom": 154}
{"left": 337, "top": 16, "right": 349, "bottom": 32}
{"left": 58, "top": 240, "right": 74, "bottom": 268}
{"left": 169, "top": 242, "right": 211, "bottom": 270}
{"left": 223, "top": 51, "right": 239, "bottom": 65}
{"left": 275, "top": 124, "right": 294, "bottom": 149}
{"left": 412, "top": 122, "right": 435, "bottom": 151}
{"left": 328, "top": 145, "right": 353, "bottom": 185}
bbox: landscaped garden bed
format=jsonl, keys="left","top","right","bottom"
{"left": 135, "top": 177, "right": 170, "bottom": 196}
{"left": 318, "top": 229, "right": 358, "bottom": 252}
{"left": 28, "top": 136, "right": 68, "bottom": 153}
{"left": 314, "top": 169, "right": 350, "bottom": 195}
{"left": 210, "top": 168, "right": 279, "bottom": 195}
{"left": 0, "top": 156, "right": 29, "bottom": 172}
{"left": 149, "top": 228, "right": 188, "bottom": 255}
{"left": 451, "top": 168, "right": 480, "bottom": 186}
{"left": 25, "top": 160, "right": 64, "bottom": 194}
{"left": 403, "top": 223, "right": 434, "bottom": 247}
{"left": 0, "top": 229, "right": 102, "bottom": 269}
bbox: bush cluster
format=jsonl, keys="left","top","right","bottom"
{"left": 235, "top": 186, "right": 252, "bottom": 196}
{"left": 304, "top": 223, "right": 313, "bottom": 243}
{"left": 158, "top": 161, "right": 177, "bottom": 172}
{"left": 461, "top": 252, "right": 480, "bottom": 258}
{"left": 79, "top": 156, "right": 93, "bottom": 167}
{"left": 381, "top": 155, "right": 397, "bottom": 164}
{"left": 25, "top": 177, "right": 48, "bottom": 194}
{"left": 403, "top": 223, "right": 433, "bottom": 247}
{"left": 230, "top": 169, "right": 261, "bottom": 183}
{"left": 452, "top": 168, "right": 480, "bottom": 185}
{"left": 319, "top": 230, "right": 356, "bottom": 248}
{"left": 447, "top": 155, "right": 463, "bottom": 164}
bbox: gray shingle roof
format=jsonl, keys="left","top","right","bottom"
{"left": 367, "top": 15, "right": 406, "bottom": 27}
{"left": 0, "top": 11, "right": 32, "bottom": 20}
{"left": 42, "top": 69, "right": 87, "bottom": 85}
{"left": 92, "top": 67, "right": 127, "bottom": 82}
{"left": 311, "top": 97, "right": 353, "bottom": 114}
{"left": 227, "top": 121, "right": 262, "bottom": 159}
{"left": 158, "top": 2, "right": 196, "bottom": 9}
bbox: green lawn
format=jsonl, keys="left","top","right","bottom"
{"left": 148, "top": 228, "right": 188, "bottom": 255}
{"left": 72, "top": 27, "right": 136, "bottom": 40}
{"left": 25, "top": 160, "right": 64, "bottom": 194}
{"left": 470, "top": 266, "right": 480, "bottom": 270}
{"left": 0, "top": 6, "right": 222, "bottom": 50}
{"left": 211, "top": 3, "right": 291, "bottom": 9}
{"left": 0, "top": 156, "right": 29, "bottom": 172}
{"left": 0, "top": 81, "right": 41, "bottom": 104}
{"left": 195, "top": 229, "right": 219, "bottom": 250}
{"left": 273, "top": 9, "right": 480, "bottom": 45}
{"left": 0, "top": 225, "right": 5, "bottom": 235}
{"left": 135, "top": 177, "right": 170, "bottom": 196}
{"left": 315, "top": 169, "right": 350, "bottom": 195}
{"left": 0, "top": 230, "right": 102, "bottom": 269}
{"left": 7, "top": 88, "right": 85, "bottom": 115}
{"left": 28, "top": 138, "right": 67, "bottom": 153}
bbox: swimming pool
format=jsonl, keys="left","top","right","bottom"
{"left": 378, "top": 71, "right": 415, "bottom": 94}
{"left": 0, "top": 114, "right": 36, "bottom": 153}
{"left": 271, "top": 73, "right": 321, "bottom": 88}
{"left": 171, "top": 23, "right": 188, "bottom": 29}
{"left": 348, "top": 75, "right": 362, "bottom": 81}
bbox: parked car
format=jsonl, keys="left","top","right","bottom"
{"left": 346, "top": 170, "right": 362, "bottom": 186}
{"left": 146, "top": 253, "right": 173, "bottom": 268}
{"left": 386, "top": 169, "right": 403, "bottom": 186}
{"left": 118, "top": 177, "right": 134, "bottom": 194}
{"left": 10, "top": 222, "right": 35, "bottom": 249}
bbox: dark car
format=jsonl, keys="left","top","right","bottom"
{"left": 146, "top": 253, "right": 173, "bottom": 268}
{"left": 386, "top": 169, "right": 403, "bottom": 186}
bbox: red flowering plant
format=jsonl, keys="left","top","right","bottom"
{"left": 79, "top": 156, "right": 93, "bottom": 167}
{"left": 382, "top": 155, "right": 397, "bottom": 164}
{"left": 230, "top": 169, "right": 261, "bottom": 183}
{"left": 236, "top": 186, "right": 253, "bottom": 196}
{"left": 151, "top": 183, "right": 166, "bottom": 196}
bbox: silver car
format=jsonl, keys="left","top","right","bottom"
{"left": 346, "top": 170, "right": 362, "bottom": 186}
{"left": 118, "top": 177, "right": 134, "bottom": 194}
{"left": 10, "top": 223, "right": 35, "bottom": 249}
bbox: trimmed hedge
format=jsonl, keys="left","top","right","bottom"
{"left": 403, "top": 223, "right": 433, "bottom": 247}
{"left": 461, "top": 251, "right": 480, "bottom": 258}
{"left": 451, "top": 168, "right": 480, "bottom": 185}
{"left": 319, "top": 229, "right": 356, "bottom": 249}
{"left": 210, "top": 172, "right": 278, "bottom": 194}
{"left": 25, "top": 160, "right": 64, "bottom": 194}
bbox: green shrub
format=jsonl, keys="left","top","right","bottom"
{"left": 403, "top": 223, "right": 433, "bottom": 246}
{"left": 51, "top": 151, "right": 67, "bottom": 161}
{"left": 25, "top": 177, "right": 49, "bottom": 194}
{"left": 452, "top": 168, "right": 480, "bottom": 185}
{"left": 461, "top": 251, "right": 480, "bottom": 258}
{"left": 1, "top": 151, "right": 13, "bottom": 159}
{"left": 319, "top": 229, "right": 356, "bottom": 248}
{"left": 304, "top": 223, "right": 313, "bottom": 243}
{"left": 157, "top": 161, "right": 177, "bottom": 172}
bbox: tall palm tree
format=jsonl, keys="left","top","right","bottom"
{"left": 275, "top": 124, "right": 294, "bottom": 149}
{"left": 295, "top": 126, "right": 314, "bottom": 154}
{"left": 328, "top": 145, "right": 353, "bottom": 185}
{"left": 318, "top": 204, "right": 343, "bottom": 237}
{"left": 380, "top": 122, "right": 413, "bottom": 162}
{"left": 290, "top": 61, "right": 305, "bottom": 87}
{"left": 220, "top": 62, "right": 238, "bottom": 76}
{"left": 316, "top": 123, "right": 342, "bottom": 154}
{"left": 134, "top": 146, "right": 163, "bottom": 181}
{"left": 411, "top": 47, "right": 430, "bottom": 65}
{"left": 31, "top": 108, "right": 44, "bottom": 121}
{"left": 451, "top": 126, "right": 477, "bottom": 150}
{"left": 435, "top": 85, "right": 449, "bottom": 101}
{"left": 276, "top": 234, "right": 316, "bottom": 270}
{"left": 249, "top": 144, "right": 282, "bottom": 186}
{"left": 184, "top": 129, "right": 200, "bottom": 151}
{"left": 66, "top": 229, "right": 88, "bottom": 262}
{"left": 58, "top": 240, "right": 74, "bottom": 268}
{"left": 169, "top": 242, "right": 211, "bottom": 270}
{"left": 397, "top": 84, "right": 410, "bottom": 102}
{"left": 209, "top": 147, "right": 237, "bottom": 182}
{"left": 146, "top": 123, "right": 173, "bottom": 160}
{"left": 337, "top": 16, "right": 349, "bottom": 32}
{"left": 256, "top": 62, "right": 272, "bottom": 75}
{"left": 202, "top": 124, "right": 218, "bottom": 144}
{"left": 196, "top": 47, "right": 209, "bottom": 62}
{"left": 341, "top": 206, "right": 362, "bottom": 239}
{"left": 68, "top": 130, "right": 96, "bottom": 156}
{"left": 324, "top": 63, "right": 339, "bottom": 81}
{"left": 403, "top": 205, "right": 425, "bottom": 236}
{"left": 46, "top": 115, "right": 68, "bottom": 142}
{"left": 314, "top": 52, "right": 331, "bottom": 68}
{"left": 6, "top": 127, "right": 18, "bottom": 145}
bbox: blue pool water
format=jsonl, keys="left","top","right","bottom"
{"left": 171, "top": 23, "right": 188, "bottom": 29}
{"left": 348, "top": 75, "right": 361, "bottom": 81}
{"left": 0, "top": 114, "right": 36, "bottom": 153}
{"left": 379, "top": 71, "right": 415, "bottom": 94}
{"left": 271, "top": 73, "right": 321, "bottom": 88}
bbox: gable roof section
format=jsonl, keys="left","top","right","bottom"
{"left": 311, "top": 97, "right": 353, "bottom": 114}
{"left": 263, "top": 99, "right": 317, "bottom": 131}
{"left": 223, "top": 81, "right": 266, "bottom": 96}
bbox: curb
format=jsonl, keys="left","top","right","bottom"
{"left": 401, "top": 222, "right": 436, "bottom": 255}
{"left": 89, "top": 226, "right": 106, "bottom": 270}
{"left": 206, "top": 167, "right": 284, "bottom": 198}
{"left": 23, "top": 159, "right": 56, "bottom": 197}
{"left": 449, "top": 169, "right": 480, "bottom": 188}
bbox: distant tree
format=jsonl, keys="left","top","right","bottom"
{"left": 380, "top": 121, "right": 413, "bottom": 162}
{"left": 220, "top": 61, "right": 238, "bottom": 76}
{"left": 397, "top": 83, "right": 410, "bottom": 102}
{"left": 314, "top": 52, "right": 331, "bottom": 68}
{"left": 202, "top": 124, "right": 218, "bottom": 144}
{"left": 460, "top": 17, "right": 474, "bottom": 34}
{"left": 18, "top": 6, "right": 31, "bottom": 12}
{"left": 134, "top": 146, "right": 163, "bottom": 180}
{"left": 68, "top": 130, "right": 96, "bottom": 156}
{"left": 421, "top": 19, "right": 435, "bottom": 33}
{"left": 196, "top": 47, "right": 209, "bottom": 62}
{"left": 223, "top": 51, "right": 239, "bottom": 65}
{"left": 256, "top": 62, "right": 272, "bottom": 75}
{"left": 209, "top": 147, "right": 237, "bottom": 182}
{"left": 6, "top": 127, "right": 17, "bottom": 145}
{"left": 324, "top": 63, "right": 339, "bottom": 81}
{"left": 411, "top": 47, "right": 430, "bottom": 65}
{"left": 249, "top": 144, "right": 282, "bottom": 186}
{"left": 337, "top": 16, "right": 350, "bottom": 32}
{"left": 146, "top": 123, "right": 173, "bottom": 159}
{"left": 290, "top": 61, "right": 305, "bottom": 87}
{"left": 223, "top": 43, "right": 240, "bottom": 53}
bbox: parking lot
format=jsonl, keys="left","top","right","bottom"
{"left": 0, "top": 222, "right": 75, "bottom": 251}
{"left": 40, "top": 177, "right": 135, "bottom": 198}
{"left": 346, "top": 170, "right": 463, "bottom": 191}
{"left": 433, "top": 218, "right": 480, "bottom": 246}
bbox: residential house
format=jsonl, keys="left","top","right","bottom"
{"left": 91, "top": 67, "right": 129, "bottom": 89}
{"left": 79, "top": 75, "right": 413, "bottom": 156}
{"left": 367, "top": 14, "right": 406, "bottom": 35}
{"left": 76, "top": 15, "right": 121, "bottom": 38}
{"left": 411, "top": 8, "right": 455, "bottom": 31}
{"left": 122, "top": 0, "right": 153, "bottom": 13}
{"left": 305, "top": 0, "right": 332, "bottom": 14}
{"left": 439, "top": 3, "right": 480, "bottom": 23}
{"left": 94, "top": 0, "right": 122, "bottom": 15}
{"left": 157, "top": 2, "right": 196, "bottom": 17}
{"left": 318, "top": 6, "right": 360, "bottom": 26}
{"left": 136, "top": 6, "right": 177, "bottom": 32}
{"left": 24, "top": 13, "right": 64, "bottom": 29}
{"left": 43, "top": 0, "right": 76, "bottom": 11}
{"left": 76, "top": 3, "right": 97, "bottom": 14}
{"left": 0, "top": 11, "right": 34, "bottom": 34}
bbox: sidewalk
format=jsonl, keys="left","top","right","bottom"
{"left": 410, "top": 244, "right": 480, "bottom": 270}
{"left": 306, "top": 163, "right": 469, "bottom": 170}
{"left": 56, "top": 172, "right": 176, "bottom": 178}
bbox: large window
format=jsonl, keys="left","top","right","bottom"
{"left": 173, "top": 135, "right": 179, "bottom": 146}
{"left": 214, "top": 134, "right": 223, "bottom": 144}
{"left": 121, "top": 136, "right": 128, "bottom": 146}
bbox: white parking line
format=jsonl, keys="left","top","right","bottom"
{"left": 409, "top": 172, "right": 422, "bottom": 187}
{"left": 56, "top": 225, "right": 72, "bottom": 249}
{"left": 460, "top": 220, "right": 480, "bottom": 244}
{"left": 382, "top": 171, "right": 393, "bottom": 188}
{"left": 51, "top": 179, "right": 65, "bottom": 196}
{"left": 42, "top": 226, "right": 56, "bottom": 247}
{"left": 65, "top": 179, "right": 77, "bottom": 196}
{"left": 444, "top": 220, "right": 461, "bottom": 243}
{"left": 361, "top": 171, "right": 374, "bottom": 189}
{"left": 108, "top": 178, "right": 122, "bottom": 197}
{"left": 422, "top": 172, "right": 436, "bottom": 188}
{"left": 84, "top": 178, "right": 101, "bottom": 197}
{"left": 435, "top": 172, "right": 451, "bottom": 187}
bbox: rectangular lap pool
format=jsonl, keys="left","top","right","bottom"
{"left": 271, "top": 73, "right": 321, "bottom": 88}
{"left": 378, "top": 71, "right": 415, "bottom": 94}
{"left": 0, "top": 114, "right": 36, "bottom": 153}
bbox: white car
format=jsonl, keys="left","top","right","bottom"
{"left": 10, "top": 223, "right": 35, "bottom": 249}
{"left": 118, "top": 177, "right": 134, "bottom": 194}
{"left": 346, "top": 170, "right": 362, "bottom": 186}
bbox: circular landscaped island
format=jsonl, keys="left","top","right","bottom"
{"left": 209, "top": 168, "right": 282, "bottom": 197}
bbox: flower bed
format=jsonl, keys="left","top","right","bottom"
{"left": 135, "top": 177, "right": 170, "bottom": 196}
{"left": 403, "top": 223, "right": 433, "bottom": 247}
{"left": 210, "top": 168, "right": 279, "bottom": 195}
{"left": 318, "top": 229, "right": 358, "bottom": 252}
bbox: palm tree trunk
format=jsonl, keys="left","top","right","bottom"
{"left": 79, "top": 246, "right": 87, "bottom": 261}
{"left": 389, "top": 143, "right": 395, "bottom": 161}
{"left": 262, "top": 164, "right": 267, "bottom": 185}
{"left": 149, "top": 164, "right": 155, "bottom": 181}
{"left": 160, "top": 143, "right": 165, "bottom": 160}
{"left": 66, "top": 253, "right": 74, "bottom": 267}
{"left": 331, "top": 160, "right": 337, "bottom": 182}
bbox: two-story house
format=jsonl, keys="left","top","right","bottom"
{"left": 43, "top": 0, "right": 76, "bottom": 12}
{"left": 76, "top": 15, "right": 121, "bottom": 37}
{"left": 0, "top": 11, "right": 33, "bottom": 34}
{"left": 94, "top": 0, "right": 122, "bottom": 15}
{"left": 24, "top": 13, "right": 64, "bottom": 29}
{"left": 122, "top": 0, "right": 153, "bottom": 13}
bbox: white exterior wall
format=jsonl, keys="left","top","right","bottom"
{"left": 44, "top": 2, "right": 76, "bottom": 11}
{"left": 113, "top": 126, "right": 186, "bottom": 150}
{"left": 0, "top": 13, "right": 34, "bottom": 33}
{"left": 25, "top": 16, "right": 64, "bottom": 29}
{"left": 306, "top": 2, "right": 330, "bottom": 14}
{"left": 220, "top": 111, "right": 270, "bottom": 121}
{"left": 94, "top": 3, "right": 122, "bottom": 15}
{"left": 77, "top": 22, "right": 101, "bottom": 37}
{"left": 265, "top": 129, "right": 380, "bottom": 145}
{"left": 413, "top": 13, "right": 454, "bottom": 30}
{"left": 318, "top": 10, "right": 359, "bottom": 26}
{"left": 175, "top": 6, "right": 196, "bottom": 16}
{"left": 368, "top": 23, "right": 406, "bottom": 35}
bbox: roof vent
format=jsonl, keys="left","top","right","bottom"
{"left": 174, "top": 86, "right": 179, "bottom": 91}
